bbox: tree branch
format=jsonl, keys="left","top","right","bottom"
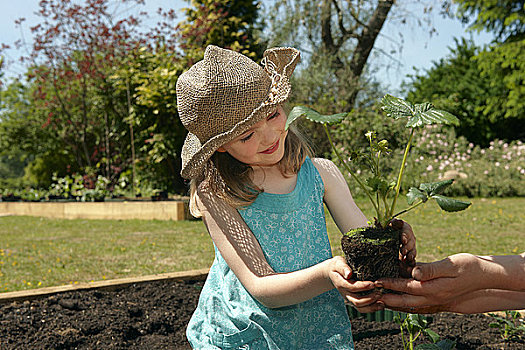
{"left": 347, "top": 0, "right": 394, "bottom": 107}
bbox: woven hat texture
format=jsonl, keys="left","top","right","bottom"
{"left": 176, "top": 45, "right": 300, "bottom": 179}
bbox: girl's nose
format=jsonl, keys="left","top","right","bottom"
{"left": 261, "top": 124, "right": 277, "bottom": 145}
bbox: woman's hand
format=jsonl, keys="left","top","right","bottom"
{"left": 327, "top": 256, "right": 384, "bottom": 313}
{"left": 390, "top": 219, "right": 417, "bottom": 277}
{"left": 377, "top": 253, "right": 483, "bottom": 313}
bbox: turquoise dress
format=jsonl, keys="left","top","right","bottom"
{"left": 186, "top": 157, "right": 354, "bottom": 349}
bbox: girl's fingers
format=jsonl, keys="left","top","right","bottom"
{"left": 353, "top": 301, "right": 385, "bottom": 314}
{"left": 331, "top": 271, "right": 375, "bottom": 292}
{"left": 345, "top": 291, "right": 382, "bottom": 308}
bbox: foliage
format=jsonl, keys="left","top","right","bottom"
{"left": 474, "top": 38, "right": 525, "bottom": 121}
{"left": 405, "top": 38, "right": 523, "bottom": 146}
{"left": 0, "top": 0, "right": 270, "bottom": 195}
{"left": 288, "top": 95, "right": 471, "bottom": 229}
{"left": 394, "top": 313, "right": 456, "bottom": 350}
{"left": 108, "top": 46, "right": 187, "bottom": 194}
{"left": 451, "top": 0, "right": 524, "bottom": 40}
{"left": 178, "top": 0, "right": 266, "bottom": 63}
{"left": 488, "top": 310, "right": 525, "bottom": 341}
{"left": 428, "top": 1, "right": 525, "bottom": 143}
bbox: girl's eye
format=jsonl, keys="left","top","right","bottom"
{"left": 268, "top": 111, "right": 279, "bottom": 120}
{"left": 240, "top": 132, "right": 254, "bottom": 143}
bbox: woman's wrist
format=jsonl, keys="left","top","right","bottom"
{"left": 476, "top": 254, "right": 525, "bottom": 292}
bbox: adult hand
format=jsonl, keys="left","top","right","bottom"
{"left": 390, "top": 219, "right": 417, "bottom": 277}
{"left": 376, "top": 253, "right": 484, "bottom": 313}
{"left": 328, "top": 256, "right": 384, "bottom": 314}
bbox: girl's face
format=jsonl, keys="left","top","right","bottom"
{"left": 217, "top": 105, "right": 288, "bottom": 167}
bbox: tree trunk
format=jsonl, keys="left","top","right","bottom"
{"left": 346, "top": 0, "right": 394, "bottom": 108}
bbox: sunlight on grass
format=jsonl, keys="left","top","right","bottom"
{"left": 0, "top": 217, "right": 212, "bottom": 292}
{"left": 327, "top": 197, "right": 524, "bottom": 263}
{"left": 1, "top": 197, "right": 524, "bottom": 293}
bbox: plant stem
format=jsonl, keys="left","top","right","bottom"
{"left": 392, "top": 200, "right": 425, "bottom": 219}
{"left": 388, "top": 128, "right": 415, "bottom": 221}
{"left": 323, "top": 124, "right": 379, "bottom": 217}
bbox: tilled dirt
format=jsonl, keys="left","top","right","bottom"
{"left": 1, "top": 279, "right": 523, "bottom": 349}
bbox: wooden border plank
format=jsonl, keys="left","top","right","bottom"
{"left": 0, "top": 268, "right": 209, "bottom": 304}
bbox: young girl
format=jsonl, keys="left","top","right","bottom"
{"left": 176, "top": 45, "right": 416, "bottom": 349}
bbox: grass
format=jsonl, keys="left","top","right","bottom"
{"left": 1, "top": 197, "right": 524, "bottom": 293}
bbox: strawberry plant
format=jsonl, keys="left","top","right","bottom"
{"left": 286, "top": 95, "right": 472, "bottom": 281}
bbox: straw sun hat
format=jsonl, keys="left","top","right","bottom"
{"left": 176, "top": 45, "right": 300, "bottom": 179}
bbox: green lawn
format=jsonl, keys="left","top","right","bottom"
{"left": 1, "top": 197, "right": 523, "bottom": 293}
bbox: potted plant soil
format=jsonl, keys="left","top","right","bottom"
{"left": 287, "top": 95, "right": 471, "bottom": 283}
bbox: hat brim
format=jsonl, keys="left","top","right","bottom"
{"left": 180, "top": 47, "right": 300, "bottom": 180}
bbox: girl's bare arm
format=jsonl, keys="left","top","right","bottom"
{"left": 197, "top": 187, "right": 377, "bottom": 309}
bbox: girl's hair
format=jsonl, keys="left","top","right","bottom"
{"left": 189, "top": 124, "right": 313, "bottom": 217}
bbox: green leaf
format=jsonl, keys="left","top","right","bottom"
{"left": 380, "top": 94, "right": 413, "bottom": 119}
{"left": 380, "top": 95, "right": 460, "bottom": 128}
{"left": 366, "top": 176, "right": 390, "bottom": 195}
{"left": 432, "top": 195, "right": 471, "bottom": 212}
{"left": 407, "top": 187, "right": 428, "bottom": 205}
{"left": 435, "top": 339, "right": 456, "bottom": 350}
{"left": 419, "top": 179, "right": 454, "bottom": 196}
{"left": 424, "top": 329, "right": 441, "bottom": 343}
{"left": 406, "top": 106, "right": 460, "bottom": 128}
{"left": 415, "top": 344, "right": 441, "bottom": 350}
{"left": 286, "top": 106, "right": 347, "bottom": 130}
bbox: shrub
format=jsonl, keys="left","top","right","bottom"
{"left": 331, "top": 104, "right": 524, "bottom": 198}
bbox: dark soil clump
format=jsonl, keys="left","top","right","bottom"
{"left": 342, "top": 225, "right": 401, "bottom": 281}
{"left": 1, "top": 278, "right": 523, "bottom": 349}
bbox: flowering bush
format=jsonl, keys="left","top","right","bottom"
{"left": 407, "top": 127, "right": 525, "bottom": 197}
{"left": 331, "top": 103, "right": 524, "bottom": 198}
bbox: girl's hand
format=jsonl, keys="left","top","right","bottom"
{"left": 327, "top": 256, "right": 384, "bottom": 313}
{"left": 390, "top": 219, "right": 416, "bottom": 277}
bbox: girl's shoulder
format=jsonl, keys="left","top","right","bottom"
{"left": 309, "top": 157, "right": 344, "bottom": 193}
{"left": 310, "top": 157, "right": 339, "bottom": 177}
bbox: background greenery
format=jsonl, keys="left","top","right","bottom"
{"left": 0, "top": 0, "right": 523, "bottom": 199}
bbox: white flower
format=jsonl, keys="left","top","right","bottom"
{"left": 495, "top": 162, "right": 500, "bottom": 167}
{"left": 484, "top": 170, "right": 489, "bottom": 175}
{"left": 426, "top": 165, "right": 433, "bottom": 171}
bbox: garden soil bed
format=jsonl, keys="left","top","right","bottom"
{"left": 1, "top": 279, "right": 523, "bottom": 349}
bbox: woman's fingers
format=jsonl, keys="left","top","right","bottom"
{"left": 412, "top": 257, "right": 457, "bottom": 281}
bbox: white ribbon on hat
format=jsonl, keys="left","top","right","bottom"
{"left": 260, "top": 57, "right": 282, "bottom": 106}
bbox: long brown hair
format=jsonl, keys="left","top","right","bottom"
{"left": 189, "top": 124, "right": 313, "bottom": 217}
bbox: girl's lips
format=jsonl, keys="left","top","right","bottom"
{"left": 260, "top": 140, "right": 280, "bottom": 154}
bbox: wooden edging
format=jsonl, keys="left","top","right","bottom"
{"left": 0, "top": 268, "right": 209, "bottom": 304}
{"left": 0, "top": 201, "right": 191, "bottom": 221}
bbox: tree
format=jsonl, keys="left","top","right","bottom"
{"left": 177, "top": 0, "right": 266, "bottom": 62}
{"left": 263, "top": 1, "right": 436, "bottom": 157}
{"left": 109, "top": 47, "right": 188, "bottom": 194}
{"left": 449, "top": 0, "right": 525, "bottom": 126}
{"left": 270, "top": 0, "right": 394, "bottom": 113}
{"left": 0, "top": 0, "right": 189, "bottom": 193}
{"left": 405, "top": 38, "right": 522, "bottom": 146}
